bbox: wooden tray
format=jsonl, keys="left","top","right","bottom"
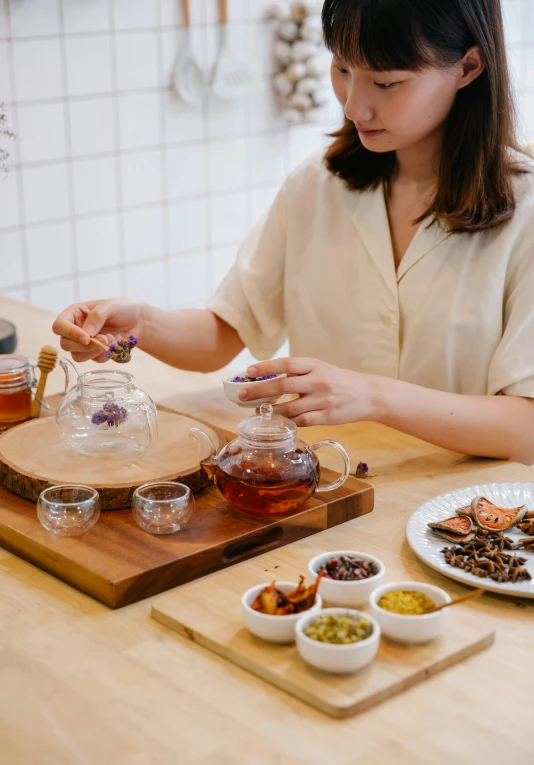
{"left": 0, "top": 409, "right": 373, "bottom": 608}
{"left": 0, "top": 410, "right": 225, "bottom": 509}
{"left": 152, "top": 560, "right": 495, "bottom": 718}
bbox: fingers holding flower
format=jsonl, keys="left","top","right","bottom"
{"left": 239, "top": 357, "right": 377, "bottom": 427}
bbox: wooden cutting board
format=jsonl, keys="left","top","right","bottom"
{"left": 0, "top": 408, "right": 373, "bottom": 608}
{"left": 152, "top": 554, "right": 495, "bottom": 719}
{"left": 0, "top": 411, "right": 224, "bottom": 509}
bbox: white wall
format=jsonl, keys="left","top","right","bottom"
{"left": 1, "top": 0, "right": 533, "bottom": 318}
{"left": 0, "top": 0, "right": 339, "bottom": 315}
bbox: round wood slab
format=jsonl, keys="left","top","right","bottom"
{"left": 0, "top": 411, "right": 225, "bottom": 510}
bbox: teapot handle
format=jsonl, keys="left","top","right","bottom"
{"left": 59, "top": 357, "right": 79, "bottom": 396}
{"left": 138, "top": 401, "right": 158, "bottom": 448}
{"left": 189, "top": 427, "right": 217, "bottom": 462}
{"left": 307, "top": 440, "right": 350, "bottom": 493}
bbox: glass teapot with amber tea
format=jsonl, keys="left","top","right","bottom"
{"left": 190, "top": 403, "right": 350, "bottom": 514}
{"left": 56, "top": 358, "right": 158, "bottom": 456}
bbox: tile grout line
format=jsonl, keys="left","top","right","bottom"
{"left": 203, "top": 6, "right": 214, "bottom": 306}
{"left": 0, "top": 176, "right": 301, "bottom": 236}
{"left": 107, "top": 0, "right": 127, "bottom": 296}
{"left": 0, "top": 71, "right": 276, "bottom": 109}
{"left": 156, "top": 0, "right": 171, "bottom": 310}
{"left": 58, "top": 0, "right": 80, "bottom": 303}
{"left": 5, "top": 122, "right": 292, "bottom": 171}
{"left": 3, "top": 0, "right": 30, "bottom": 302}
{"left": 0, "top": 19, "right": 255, "bottom": 44}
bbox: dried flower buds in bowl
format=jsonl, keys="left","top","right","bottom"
{"left": 308, "top": 551, "right": 385, "bottom": 608}
{"left": 241, "top": 577, "right": 322, "bottom": 644}
{"left": 223, "top": 371, "right": 287, "bottom": 408}
{"left": 369, "top": 581, "right": 451, "bottom": 644}
{"left": 296, "top": 608, "right": 381, "bottom": 674}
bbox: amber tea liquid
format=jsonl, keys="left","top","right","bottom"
{"left": 215, "top": 450, "right": 319, "bottom": 514}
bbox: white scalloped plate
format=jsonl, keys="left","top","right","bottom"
{"left": 406, "top": 482, "right": 534, "bottom": 598}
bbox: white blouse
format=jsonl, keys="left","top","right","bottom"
{"left": 208, "top": 152, "right": 534, "bottom": 398}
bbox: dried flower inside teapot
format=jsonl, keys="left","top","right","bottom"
{"left": 91, "top": 401, "right": 128, "bottom": 428}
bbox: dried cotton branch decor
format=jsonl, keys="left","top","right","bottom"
{"left": 0, "top": 103, "right": 14, "bottom": 174}
{"left": 266, "top": 1, "right": 330, "bottom": 125}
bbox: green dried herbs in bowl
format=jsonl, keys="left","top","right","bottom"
{"left": 303, "top": 612, "right": 373, "bottom": 644}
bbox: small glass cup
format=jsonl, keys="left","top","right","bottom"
{"left": 132, "top": 482, "right": 194, "bottom": 535}
{"left": 37, "top": 484, "right": 100, "bottom": 536}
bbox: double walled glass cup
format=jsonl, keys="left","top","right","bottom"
{"left": 37, "top": 484, "right": 100, "bottom": 536}
{"left": 132, "top": 482, "right": 194, "bottom": 535}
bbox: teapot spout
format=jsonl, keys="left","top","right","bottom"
{"left": 189, "top": 427, "right": 218, "bottom": 483}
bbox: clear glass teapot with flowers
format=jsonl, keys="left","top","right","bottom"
{"left": 56, "top": 359, "right": 158, "bottom": 456}
{"left": 190, "top": 403, "right": 350, "bottom": 514}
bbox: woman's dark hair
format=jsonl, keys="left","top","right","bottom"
{"left": 322, "top": 0, "right": 529, "bottom": 232}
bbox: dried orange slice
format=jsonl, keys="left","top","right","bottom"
{"left": 428, "top": 515, "right": 476, "bottom": 543}
{"left": 470, "top": 496, "right": 527, "bottom": 532}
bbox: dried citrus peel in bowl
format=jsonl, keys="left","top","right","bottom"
{"left": 250, "top": 574, "right": 323, "bottom": 616}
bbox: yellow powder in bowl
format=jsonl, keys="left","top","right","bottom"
{"left": 377, "top": 590, "right": 436, "bottom": 615}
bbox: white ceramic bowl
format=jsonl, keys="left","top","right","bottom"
{"left": 369, "top": 581, "right": 451, "bottom": 644}
{"left": 296, "top": 608, "right": 380, "bottom": 674}
{"left": 241, "top": 581, "right": 322, "bottom": 644}
{"left": 308, "top": 550, "right": 385, "bottom": 608}
{"left": 223, "top": 372, "right": 287, "bottom": 408}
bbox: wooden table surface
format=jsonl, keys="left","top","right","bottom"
{"left": 1, "top": 297, "right": 534, "bottom": 765}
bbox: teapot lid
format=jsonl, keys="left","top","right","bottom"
{"left": 237, "top": 403, "right": 297, "bottom": 444}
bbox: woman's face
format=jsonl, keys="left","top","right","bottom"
{"left": 331, "top": 55, "right": 464, "bottom": 152}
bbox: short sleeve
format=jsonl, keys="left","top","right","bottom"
{"left": 488, "top": 244, "right": 534, "bottom": 397}
{"left": 207, "top": 183, "right": 287, "bottom": 360}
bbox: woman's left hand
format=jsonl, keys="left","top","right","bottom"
{"left": 238, "top": 357, "right": 378, "bottom": 427}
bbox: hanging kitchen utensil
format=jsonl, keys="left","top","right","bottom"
{"left": 211, "top": 0, "right": 256, "bottom": 99}
{"left": 172, "top": 0, "right": 204, "bottom": 105}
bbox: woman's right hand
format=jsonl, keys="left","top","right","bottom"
{"left": 52, "top": 298, "right": 146, "bottom": 363}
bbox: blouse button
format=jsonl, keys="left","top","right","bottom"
{"left": 381, "top": 315, "right": 393, "bottom": 328}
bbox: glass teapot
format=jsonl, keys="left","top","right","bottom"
{"left": 190, "top": 403, "right": 350, "bottom": 515}
{"left": 56, "top": 359, "right": 158, "bottom": 456}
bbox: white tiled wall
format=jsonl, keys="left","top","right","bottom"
{"left": 1, "top": 0, "right": 534, "bottom": 320}
{"left": 0, "top": 0, "right": 339, "bottom": 317}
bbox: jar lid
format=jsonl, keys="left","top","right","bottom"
{"left": 237, "top": 403, "right": 297, "bottom": 444}
{"left": 0, "top": 354, "right": 30, "bottom": 375}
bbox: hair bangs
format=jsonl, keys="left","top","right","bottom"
{"left": 322, "top": 0, "right": 435, "bottom": 72}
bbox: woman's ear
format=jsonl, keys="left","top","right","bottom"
{"left": 457, "top": 46, "right": 485, "bottom": 90}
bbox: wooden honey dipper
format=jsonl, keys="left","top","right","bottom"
{"left": 30, "top": 345, "right": 58, "bottom": 418}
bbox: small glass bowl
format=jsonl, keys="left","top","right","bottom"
{"left": 37, "top": 484, "right": 100, "bottom": 536}
{"left": 132, "top": 482, "right": 194, "bottom": 535}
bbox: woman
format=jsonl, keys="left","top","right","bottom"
{"left": 53, "top": 0, "right": 534, "bottom": 463}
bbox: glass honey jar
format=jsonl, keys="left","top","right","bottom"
{"left": 0, "top": 354, "right": 35, "bottom": 424}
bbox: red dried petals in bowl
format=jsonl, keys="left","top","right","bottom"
{"left": 321, "top": 555, "right": 379, "bottom": 582}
